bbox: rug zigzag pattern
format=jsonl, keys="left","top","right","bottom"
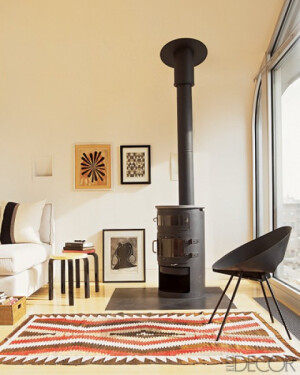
{"left": 0, "top": 312, "right": 299, "bottom": 365}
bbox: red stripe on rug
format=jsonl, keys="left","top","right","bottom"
{"left": 33, "top": 315, "right": 251, "bottom": 326}
{"left": 28, "top": 324, "right": 207, "bottom": 334}
{"left": 223, "top": 322, "right": 260, "bottom": 331}
{"left": 12, "top": 332, "right": 275, "bottom": 346}
{"left": 33, "top": 317, "right": 208, "bottom": 326}
{"left": 11, "top": 334, "right": 274, "bottom": 346}
{"left": 27, "top": 321, "right": 259, "bottom": 336}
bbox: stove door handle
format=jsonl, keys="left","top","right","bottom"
{"left": 152, "top": 240, "right": 158, "bottom": 254}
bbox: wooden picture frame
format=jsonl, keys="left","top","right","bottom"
{"left": 75, "top": 144, "right": 111, "bottom": 190}
{"left": 120, "top": 145, "right": 151, "bottom": 184}
{"left": 102, "top": 229, "right": 145, "bottom": 283}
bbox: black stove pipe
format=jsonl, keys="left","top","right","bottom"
{"left": 160, "top": 38, "right": 207, "bottom": 205}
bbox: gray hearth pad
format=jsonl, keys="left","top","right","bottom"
{"left": 105, "top": 287, "right": 236, "bottom": 311}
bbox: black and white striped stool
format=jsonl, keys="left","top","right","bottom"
{"left": 48, "top": 253, "right": 90, "bottom": 306}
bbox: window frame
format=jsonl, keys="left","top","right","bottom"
{"left": 253, "top": 0, "right": 300, "bottom": 309}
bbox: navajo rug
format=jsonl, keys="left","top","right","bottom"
{"left": 0, "top": 312, "right": 299, "bottom": 365}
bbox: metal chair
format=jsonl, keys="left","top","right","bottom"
{"left": 208, "top": 226, "right": 292, "bottom": 341}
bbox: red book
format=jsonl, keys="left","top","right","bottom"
{"left": 63, "top": 249, "right": 95, "bottom": 254}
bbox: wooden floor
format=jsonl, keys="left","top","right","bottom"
{"left": 0, "top": 279, "right": 299, "bottom": 374}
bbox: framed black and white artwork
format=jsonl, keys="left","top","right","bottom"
{"left": 102, "top": 229, "right": 145, "bottom": 283}
{"left": 120, "top": 145, "right": 151, "bottom": 184}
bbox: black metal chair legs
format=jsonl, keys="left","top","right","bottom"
{"left": 259, "top": 278, "right": 274, "bottom": 323}
{"left": 209, "top": 227, "right": 292, "bottom": 341}
{"left": 264, "top": 276, "right": 291, "bottom": 340}
{"left": 208, "top": 274, "right": 242, "bottom": 341}
{"left": 208, "top": 275, "right": 234, "bottom": 324}
{"left": 208, "top": 273, "right": 292, "bottom": 341}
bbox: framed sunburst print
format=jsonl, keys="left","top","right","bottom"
{"left": 75, "top": 144, "right": 111, "bottom": 190}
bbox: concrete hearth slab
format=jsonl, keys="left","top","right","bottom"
{"left": 105, "top": 287, "right": 236, "bottom": 311}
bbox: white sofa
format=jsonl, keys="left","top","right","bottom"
{"left": 0, "top": 203, "right": 54, "bottom": 297}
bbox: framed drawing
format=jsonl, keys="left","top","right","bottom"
{"left": 103, "top": 229, "right": 145, "bottom": 282}
{"left": 120, "top": 145, "right": 151, "bottom": 184}
{"left": 75, "top": 144, "right": 111, "bottom": 190}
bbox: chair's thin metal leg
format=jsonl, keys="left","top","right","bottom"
{"left": 265, "top": 276, "right": 291, "bottom": 340}
{"left": 259, "top": 279, "right": 274, "bottom": 323}
{"left": 216, "top": 274, "right": 242, "bottom": 341}
{"left": 208, "top": 275, "right": 234, "bottom": 324}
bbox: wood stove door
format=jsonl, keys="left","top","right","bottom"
{"left": 158, "top": 238, "right": 185, "bottom": 258}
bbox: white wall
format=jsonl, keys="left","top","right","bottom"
{"left": 0, "top": 0, "right": 284, "bottom": 281}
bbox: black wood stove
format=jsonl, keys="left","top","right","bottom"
{"left": 154, "top": 38, "right": 207, "bottom": 298}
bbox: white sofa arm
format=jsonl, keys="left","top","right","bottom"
{"left": 39, "top": 203, "right": 55, "bottom": 252}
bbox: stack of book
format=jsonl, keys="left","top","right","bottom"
{"left": 63, "top": 240, "right": 94, "bottom": 251}
{"left": 0, "top": 292, "right": 8, "bottom": 305}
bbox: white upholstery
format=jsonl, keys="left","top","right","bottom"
{"left": 0, "top": 200, "right": 46, "bottom": 244}
{"left": 0, "top": 261, "right": 49, "bottom": 297}
{"left": 39, "top": 203, "right": 54, "bottom": 244}
{"left": 0, "top": 203, "right": 54, "bottom": 296}
{"left": 0, "top": 243, "right": 51, "bottom": 275}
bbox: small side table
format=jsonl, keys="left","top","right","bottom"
{"left": 48, "top": 253, "right": 90, "bottom": 306}
{"left": 63, "top": 249, "right": 99, "bottom": 292}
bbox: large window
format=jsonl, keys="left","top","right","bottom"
{"left": 273, "top": 42, "right": 300, "bottom": 291}
{"left": 253, "top": 0, "right": 300, "bottom": 297}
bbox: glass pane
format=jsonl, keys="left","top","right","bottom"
{"left": 158, "top": 239, "right": 185, "bottom": 257}
{"left": 273, "top": 41, "right": 300, "bottom": 291}
{"left": 255, "top": 84, "right": 263, "bottom": 235}
{"left": 271, "top": 0, "right": 300, "bottom": 55}
{"left": 254, "top": 79, "right": 272, "bottom": 236}
{"left": 157, "top": 215, "right": 189, "bottom": 227}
